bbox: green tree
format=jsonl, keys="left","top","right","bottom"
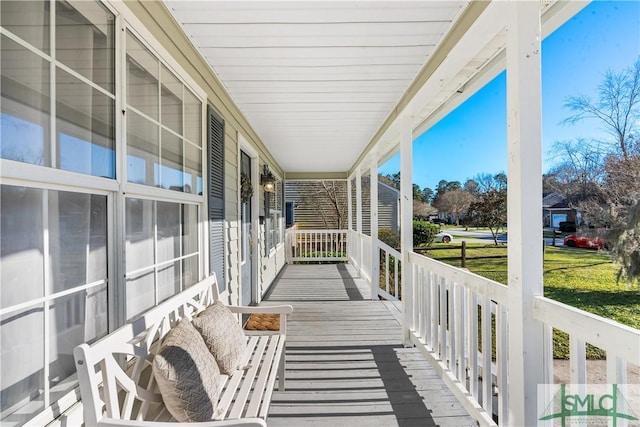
{"left": 468, "top": 174, "right": 507, "bottom": 245}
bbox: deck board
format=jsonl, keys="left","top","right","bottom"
{"left": 262, "top": 264, "right": 475, "bottom": 427}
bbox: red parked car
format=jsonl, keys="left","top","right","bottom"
{"left": 563, "top": 234, "right": 605, "bottom": 249}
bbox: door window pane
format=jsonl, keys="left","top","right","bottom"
{"left": 0, "top": 186, "right": 108, "bottom": 425}
{"left": 184, "top": 143, "right": 202, "bottom": 195}
{"left": 1, "top": 305, "right": 45, "bottom": 425}
{"left": 157, "top": 201, "right": 180, "bottom": 263}
{"left": 127, "top": 110, "right": 159, "bottom": 186}
{"left": 49, "top": 192, "right": 107, "bottom": 293}
{"left": 157, "top": 261, "right": 180, "bottom": 303}
{"left": 56, "top": 69, "right": 115, "bottom": 178}
{"left": 1, "top": 186, "right": 44, "bottom": 308}
{"left": 126, "top": 198, "right": 154, "bottom": 272}
{"left": 55, "top": 0, "right": 115, "bottom": 93}
{"left": 0, "top": 1, "right": 50, "bottom": 53}
{"left": 1, "top": 36, "right": 51, "bottom": 166}
{"left": 182, "top": 255, "right": 199, "bottom": 289}
{"left": 48, "top": 285, "right": 107, "bottom": 401}
{"left": 160, "top": 129, "right": 183, "bottom": 191}
{"left": 126, "top": 272, "right": 154, "bottom": 321}
{"left": 161, "top": 65, "right": 182, "bottom": 134}
{"left": 126, "top": 31, "right": 159, "bottom": 120}
{"left": 184, "top": 88, "right": 201, "bottom": 147}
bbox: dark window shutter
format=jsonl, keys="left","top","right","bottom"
{"left": 208, "top": 106, "right": 225, "bottom": 292}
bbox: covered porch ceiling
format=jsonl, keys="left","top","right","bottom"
{"left": 163, "top": 1, "right": 586, "bottom": 175}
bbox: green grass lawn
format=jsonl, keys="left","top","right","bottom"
{"left": 425, "top": 244, "right": 640, "bottom": 358}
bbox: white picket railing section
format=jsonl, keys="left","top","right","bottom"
{"left": 378, "top": 240, "right": 401, "bottom": 301}
{"left": 408, "top": 252, "right": 507, "bottom": 426}
{"left": 344, "top": 231, "right": 640, "bottom": 426}
{"left": 285, "top": 229, "right": 348, "bottom": 263}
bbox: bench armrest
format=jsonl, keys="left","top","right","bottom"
{"left": 227, "top": 305, "right": 293, "bottom": 315}
{"left": 98, "top": 418, "right": 267, "bottom": 427}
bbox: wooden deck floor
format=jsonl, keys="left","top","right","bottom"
{"left": 261, "top": 264, "right": 475, "bottom": 427}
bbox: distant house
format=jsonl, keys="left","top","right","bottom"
{"left": 285, "top": 178, "right": 399, "bottom": 234}
{"left": 542, "top": 192, "right": 577, "bottom": 228}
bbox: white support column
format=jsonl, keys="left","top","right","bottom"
{"left": 400, "top": 116, "right": 414, "bottom": 346}
{"left": 347, "top": 175, "right": 353, "bottom": 232}
{"left": 370, "top": 158, "right": 379, "bottom": 301}
{"left": 355, "top": 167, "right": 363, "bottom": 275}
{"left": 506, "top": 3, "right": 545, "bottom": 426}
{"left": 356, "top": 168, "right": 363, "bottom": 234}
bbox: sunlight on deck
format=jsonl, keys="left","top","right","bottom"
{"left": 262, "top": 264, "right": 475, "bottom": 427}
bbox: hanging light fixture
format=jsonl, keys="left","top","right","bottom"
{"left": 261, "top": 165, "right": 276, "bottom": 193}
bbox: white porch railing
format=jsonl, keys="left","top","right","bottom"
{"left": 285, "top": 228, "right": 348, "bottom": 263}
{"left": 345, "top": 233, "right": 640, "bottom": 426}
{"left": 378, "top": 240, "right": 401, "bottom": 301}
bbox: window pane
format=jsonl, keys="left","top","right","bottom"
{"left": 184, "top": 88, "right": 201, "bottom": 147}
{"left": 57, "top": 69, "right": 115, "bottom": 178}
{"left": 1, "top": 36, "right": 50, "bottom": 166}
{"left": 48, "top": 285, "right": 107, "bottom": 402}
{"left": 184, "top": 143, "right": 202, "bottom": 195}
{"left": 182, "top": 203, "right": 198, "bottom": 256}
{"left": 182, "top": 255, "right": 199, "bottom": 289}
{"left": 49, "top": 192, "right": 107, "bottom": 293}
{"left": 127, "top": 110, "right": 159, "bottom": 186}
{"left": 1, "top": 186, "right": 44, "bottom": 308}
{"left": 126, "top": 31, "right": 158, "bottom": 120}
{"left": 126, "top": 271, "right": 154, "bottom": 320}
{"left": 157, "top": 201, "right": 180, "bottom": 263}
{"left": 157, "top": 261, "right": 180, "bottom": 303}
{"left": 56, "top": 0, "right": 115, "bottom": 93}
{"left": 1, "top": 305, "right": 45, "bottom": 425}
{"left": 0, "top": 1, "right": 50, "bottom": 53}
{"left": 126, "top": 198, "right": 154, "bottom": 272}
{"left": 161, "top": 65, "right": 182, "bottom": 134}
{"left": 160, "top": 129, "right": 183, "bottom": 191}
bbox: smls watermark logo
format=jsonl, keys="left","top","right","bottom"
{"left": 538, "top": 384, "right": 640, "bottom": 426}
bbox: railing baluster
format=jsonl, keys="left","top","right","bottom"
{"left": 570, "top": 336, "right": 586, "bottom": 385}
{"left": 449, "top": 281, "right": 456, "bottom": 373}
{"left": 431, "top": 274, "right": 439, "bottom": 353}
{"left": 497, "top": 304, "right": 509, "bottom": 426}
{"left": 439, "top": 277, "right": 447, "bottom": 361}
{"left": 385, "top": 251, "right": 390, "bottom": 295}
{"left": 455, "top": 283, "right": 464, "bottom": 380}
{"left": 482, "top": 296, "right": 492, "bottom": 416}
{"left": 469, "top": 291, "right": 479, "bottom": 402}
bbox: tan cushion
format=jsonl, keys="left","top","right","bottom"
{"left": 152, "top": 319, "right": 221, "bottom": 422}
{"left": 192, "top": 301, "right": 247, "bottom": 374}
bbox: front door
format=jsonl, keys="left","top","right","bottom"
{"left": 240, "top": 151, "right": 253, "bottom": 306}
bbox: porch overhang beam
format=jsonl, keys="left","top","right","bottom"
{"left": 284, "top": 172, "right": 349, "bottom": 181}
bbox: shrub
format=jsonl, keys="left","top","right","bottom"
{"left": 378, "top": 228, "right": 400, "bottom": 248}
{"left": 413, "top": 220, "right": 439, "bottom": 247}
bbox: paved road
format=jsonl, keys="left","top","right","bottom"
{"left": 445, "top": 228, "right": 566, "bottom": 247}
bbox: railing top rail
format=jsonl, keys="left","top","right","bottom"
{"left": 533, "top": 296, "right": 640, "bottom": 364}
{"left": 377, "top": 240, "right": 401, "bottom": 259}
{"left": 408, "top": 251, "right": 508, "bottom": 305}
{"left": 289, "top": 229, "right": 348, "bottom": 234}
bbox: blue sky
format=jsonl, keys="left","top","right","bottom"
{"left": 379, "top": 1, "right": 640, "bottom": 191}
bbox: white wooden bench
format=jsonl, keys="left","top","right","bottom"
{"left": 73, "top": 275, "right": 293, "bottom": 427}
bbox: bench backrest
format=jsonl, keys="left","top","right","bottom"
{"left": 73, "top": 274, "right": 221, "bottom": 425}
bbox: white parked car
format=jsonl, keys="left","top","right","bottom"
{"left": 434, "top": 231, "right": 452, "bottom": 243}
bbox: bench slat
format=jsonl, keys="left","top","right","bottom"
{"left": 228, "top": 336, "right": 270, "bottom": 419}
{"left": 258, "top": 336, "right": 286, "bottom": 419}
{"left": 215, "top": 336, "right": 260, "bottom": 419}
{"left": 246, "top": 335, "right": 281, "bottom": 417}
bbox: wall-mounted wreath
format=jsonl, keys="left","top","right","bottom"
{"left": 240, "top": 172, "right": 253, "bottom": 203}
